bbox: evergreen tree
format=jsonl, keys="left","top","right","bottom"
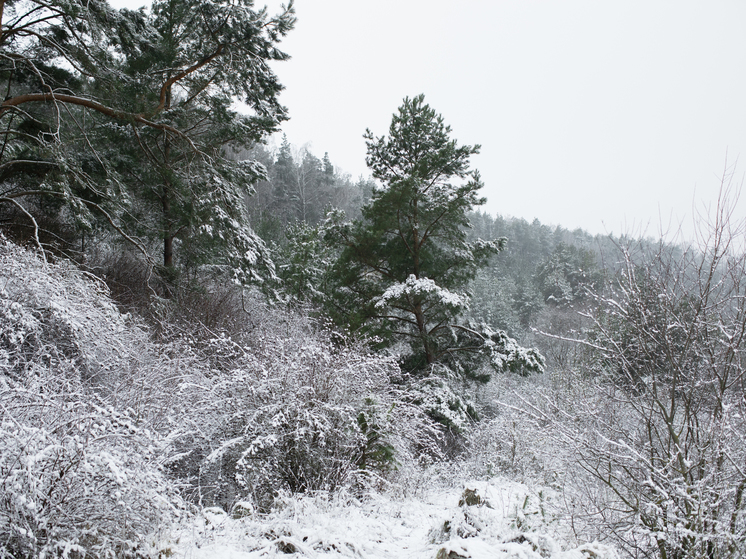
{"left": 245, "top": 140, "right": 368, "bottom": 245}
{"left": 106, "top": 0, "right": 294, "bottom": 288}
{"left": 295, "top": 149, "right": 323, "bottom": 223}
{"left": 322, "top": 152, "right": 334, "bottom": 181}
{"left": 535, "top": 242, "right": 602, "bottom": 307}
{"left": 271, "top": 134, "right": 297, "bottom": 222}
{"left": 0, "top": 0, "right": 294, "bottom": 290}
{"left": 0, "top": 0, "right": 147, "bottom": 247}
{"left": 328, "top": 95, "right": 542, "bottom": 379}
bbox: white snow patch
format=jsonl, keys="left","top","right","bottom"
{"left": 166, "top": 478, "right": 618, "bottom": 559}
{"left": 376, "top": 275, "right": 469, "bottom": 310}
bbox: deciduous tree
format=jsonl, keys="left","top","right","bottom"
{"left": 536, "top": 184, "right": 746, "bottom": 559}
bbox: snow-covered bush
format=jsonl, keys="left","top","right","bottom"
{"left": 457, "top": 366, "right": 587, "bottom": 489}
{"left": 166, "top": 310, "right": 441, "bottom": 511}
{"left": 0, "top": 378, "right": 179, "bottom": 558}
{"left": 0, "top": 238, "right": 139, "bottom": 386}
{"left": 0, "top": 237, "right": 183, "bottom": 558}
{"left": 465, "top": 407, "right": 551, "bottom": 483}
{"left": 406, "top": 374, "right": 478, "bottom": 434}
{"left": 501, "top": 194, "right": 746, "bottom": 559}
{"left": 566, "top": 221, "right": 746, "bottom": 558}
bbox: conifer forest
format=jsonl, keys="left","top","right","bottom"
{"left": 0, "top": 1, "right": 744, "bottom": 558}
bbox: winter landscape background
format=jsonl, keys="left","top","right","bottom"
{"left": 0, "top": 1, "right": 744, "bottom": 558}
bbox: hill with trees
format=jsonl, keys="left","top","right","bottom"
{"left": 0, "top": 0, "right": 744, "bottom": 557}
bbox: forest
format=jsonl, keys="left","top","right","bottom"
{"left": 0, "top": 0, "right": 744, "bottom": 558}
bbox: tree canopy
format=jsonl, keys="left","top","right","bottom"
{"left": 0, "top": 0, "right": 295, "bottom": 290}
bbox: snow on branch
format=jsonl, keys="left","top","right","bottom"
{"left": 375, "top": 274, "right": 469, "bottom": 311}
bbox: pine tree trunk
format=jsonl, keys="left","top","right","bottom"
{"left": 163, "top": 181, "right": 173, "bottom": 268}
{"left": 162, "top": 81, "right": 174, "bottom": 271}
{"left": 164, "top": 233, "right": 173, "bottom": 268}
{"left": 414, "top": 303, "right": 434, "bottom": 365}
{"left": 162, "top": 186, "right": 174, "bottom": 298}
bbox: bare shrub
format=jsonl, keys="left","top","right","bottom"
{"left": 0, "top": 236, "right": 183, "bottom": 558}
{"left": 519, "top": 185, "right": 746, "bottom": 558}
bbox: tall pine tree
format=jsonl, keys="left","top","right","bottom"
{"left": 0, "top": 0, "right": 294, "bottom": 290}
{"left": 329, "top": 95, "right": 543, "bottom": 379}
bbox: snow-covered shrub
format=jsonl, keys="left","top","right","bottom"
{"left": 406, "top": 374, "right": 477, "bottom": 434}
{"left": 564, "top": 225, "right": 746, "bottom": 559}
{"left": 0, "top": 236, "right": 147, "bottom": 388}
{"left": 520, "top": 367, "right": 746, "bottom": 558}
{"left": 465, "top": 409, "right": 549, "bottom": 483}
{"left": 4, "top": 239, "right": 208, "bottom": 427}
{"left": 0, "top": 238, "right": 184, "bottom": 558}
{"left": 461, "top": 369, "right": 582, "bottom": 485}
{"left": 0, "top": 378, "right": 179, "bottom": 558}
{"left": 171, "top": 311, "right": 441, "bottom": 511}
{"left": 499, "top": 198, "right": 746, "bottom": 559}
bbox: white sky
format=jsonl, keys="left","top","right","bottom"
{"left": 113, "top": 0, "right": 746, "bottom": 239}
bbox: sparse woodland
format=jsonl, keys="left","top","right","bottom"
{"left": 0, "top": 0, "right": 744, "bottom": 557}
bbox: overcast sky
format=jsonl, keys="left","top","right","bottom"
{"left": 115, "top": 0, "right": 746, "bottom": 239}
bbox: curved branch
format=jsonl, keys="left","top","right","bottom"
{"left": 155, "top": 44, "right": 225, "bottom": 115}
{"left": 0, "top": 93, "right": 197, "bottom": 150}
{"left": 0, "top": 196, "right": 44, "bottom": 256}
{"left": 0, "top": 159, "right": 57, "bottom": 182}
{"left": 447, "top": 323, "right": 486, "bottom": 339}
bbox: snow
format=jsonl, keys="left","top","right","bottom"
{"left": 376, "top": 275, "right": 469, "bottom": 310}
{"left": 166, "top": 479, "right": 618, "bottom": 559}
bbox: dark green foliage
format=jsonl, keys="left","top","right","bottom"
{"left": 356, "top": 399, "right": 397, "bottom": 473}
{"left": 405, "top": 375, "right": 479, "bottom": 433}
{"left": 332, "top": 96, "right": 501, "bottom": 357}
{"left": 102, "top": 0, "right": 295, "bottom": 287}
{"left": 273, "top": 217, "right": 339, "bottom": 304}
{"left": 0, "top": 0, "right": 295, "bottom": 293}
{"left": 323, "top": 95, "right": 541, "bottom": 381}
{"left": 357, "top": 95, "right": 499, "bottom": 297}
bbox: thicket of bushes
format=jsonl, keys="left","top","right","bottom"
{"left": 4, "top": 191, "right": 746, "bottom": 559}
{"left": 0, "top": 236, "right": 442, "bottom": 557}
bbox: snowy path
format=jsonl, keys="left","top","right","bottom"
{"left": 166, "top": 479, "right": 617, "bottom": 559}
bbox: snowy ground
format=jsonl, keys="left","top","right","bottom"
{"left": 162, "top": 477, "right": 617, "bottom": 559}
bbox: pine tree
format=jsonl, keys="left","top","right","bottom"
{"left": 107, "top": 0, "right": 294, "bottom": 288}
{"left": 0, "top": 0, "right": 294, "bottom": 290}
{"left": 329, "top": 95, "right": 543, "bottom": 379}
{"left": 322, "top": 152, "right": 334, "bottom": 185}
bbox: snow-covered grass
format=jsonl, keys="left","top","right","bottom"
{"left": 165, "top": 476, "right": 617, "bottom": 559}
